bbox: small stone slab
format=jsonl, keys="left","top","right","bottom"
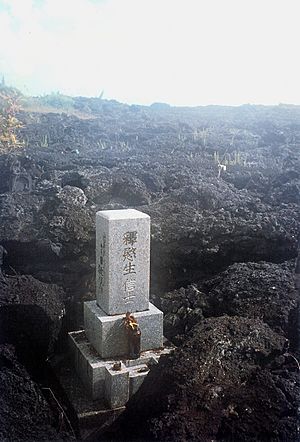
{"left": 96, "top": 209, "right": 150, "bottom": 315}
{"left": 129, "top": 364, "right": 149, "bottom": 396}
{"left": 69, "top": 331, "right": 108, "bottom": 399}
{"left": 104, "top": 364, "right": 129, "bottom": 409}
{"left": 84, "top": 301, "right": 163, "bottom": 358}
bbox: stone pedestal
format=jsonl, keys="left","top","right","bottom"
{"left": 69, "top": 331, "right": 173, "bottom": 404}
{"left": 84, "top": 301, "right": 163, "bottom": 358}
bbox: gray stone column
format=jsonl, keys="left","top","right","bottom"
{"left": 96, "top": 209, "right": 150, "bottom": 315}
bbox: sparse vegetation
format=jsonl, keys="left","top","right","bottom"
{"left": 214, "top": 150, "right": 246, "bottom": 166}
{"left": 0, "top": 94, "right": 299, "bottom": 442}
{"left": 38, "top": 92, "right": 75, "bottom": 110}
{"left": 0, "top": 86, "right": 24, "bottom": 150}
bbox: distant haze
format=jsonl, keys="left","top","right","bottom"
{"left": 0, "top": 0, "right": 299, "bottom": 106}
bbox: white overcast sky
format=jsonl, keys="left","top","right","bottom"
{"left": 0, "top": 0, "right": 299, "bottom": 106}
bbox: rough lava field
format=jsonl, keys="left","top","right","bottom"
{"left": 0, "top": 97, "right": 299, "bottom": 441}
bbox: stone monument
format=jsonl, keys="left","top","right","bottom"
{"left": 69, "top": 209, "right": 171, "bottom": 409}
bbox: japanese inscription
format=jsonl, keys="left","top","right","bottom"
{"left": 122, "top": 231, "right": 137, "bottom": 305}
{"left": 98, "top": 233, "right": 106, "bottom": 295}
{"left": 123, "top": 231, "right": 138, "bottom": 246}
{"left": 96, "top": 209, "right": 150, "bottom": 315}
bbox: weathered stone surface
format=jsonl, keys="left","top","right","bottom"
{"left": 129, "top": 364, "right": 149, "bottom": 396}
{"left": 68, "top": 330, "right": 173, "bottom": 402}
{"left": 104, "top": 365, "right": 129, "bottom": 409}
{"left": 96, "top": 209, "right": 150, "bottom": 315}
{"left": 84, "top": 301, "right": 163, "bottom": 358}
{"left": 69, "top": 331, "right": 106, "bottom": 399}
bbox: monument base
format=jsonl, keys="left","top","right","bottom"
{"left": 49, "top": 354, "right": 125, "bottom": 441}
{"left": 84, "top": 301, "right": 164, "bottom": 358}
{"left": 69, "top": 330, "right": 174, "bottom": 405}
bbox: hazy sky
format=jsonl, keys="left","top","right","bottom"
{"left": 0, "top": 0, "right": 299, "bottom": 106}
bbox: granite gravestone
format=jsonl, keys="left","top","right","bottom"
{"left": 68, "top": 209, "right": 170, "bottom": 409}
{"left": 85, "top": 209, "right": 163, "bottom": 359}
{"left": 96, "top": 209, "right": 150, "bottom": 315}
